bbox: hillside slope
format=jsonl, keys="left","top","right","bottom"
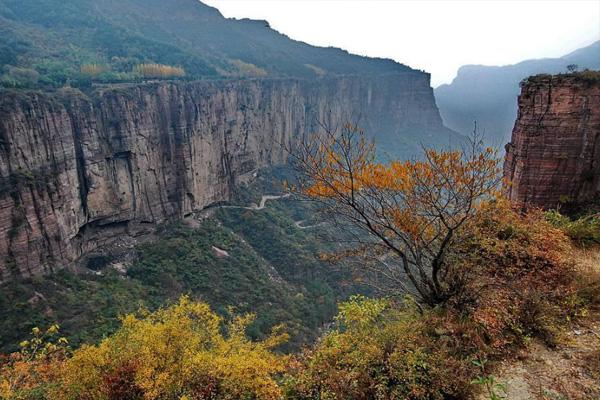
{"left": 0, "top": 167, "right": 364, "bottom": 352}
{"left": 435, "top": 41, "right": 600, "bottom": 147}
{"left": 0, "top": 0, "right": 411, "bottom": 86}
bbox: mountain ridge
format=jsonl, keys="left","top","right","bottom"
{"left": 435, "top": 40, "right": 600, "bottom": 146}
{"left": 0, "top": 0, "right": 415, "bottom": 87}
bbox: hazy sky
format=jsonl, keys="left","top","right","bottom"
{"left": 203, "top": 0, "right": 600, "bottom": 87}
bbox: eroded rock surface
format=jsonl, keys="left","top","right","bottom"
{"left": 0, "top": 73, "right": 454, "bottom": 279}
{"left": 504, "top": 74, "right": 600, "bottom": 209}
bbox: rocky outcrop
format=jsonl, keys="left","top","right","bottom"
{"left": 0, "top": 73, "right": 454, "bottom": 279}
{"left": 435, "top": 41, "right": 600, "bottom": 146}
{"left": 504, "top": 73, "right": 600, "bottom": 209}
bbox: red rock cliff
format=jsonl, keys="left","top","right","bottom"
{"left": 503, "top": 73, "right": 600, "bottom": 209}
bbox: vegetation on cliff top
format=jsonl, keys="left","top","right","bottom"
{"left": 0, "top": 0, "right": 412, "bottom": 89}
{"left": 520, "top": 69, "right": 600, "bottom": 87}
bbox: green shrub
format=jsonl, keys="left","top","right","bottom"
{"left": 285, "top": 296, "right": 474, "bottom": 400}
{"left": 546, "top": 210, "right": 600, "bottom": 247}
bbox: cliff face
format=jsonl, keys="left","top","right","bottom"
{"left": 0, "top": 73, "right": 451, "bottom": 279}
{"left": 504, "top": 74, "right": 600, "bottom": 209}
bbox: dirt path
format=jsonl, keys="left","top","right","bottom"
{"left": 483, "top": 249, "right": 600, "bottom": 399}
{"left": 486, "top": 316, "right": 599, "bottom": 399}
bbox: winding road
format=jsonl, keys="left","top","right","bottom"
{"left": 215, "top": 193, "right": 324, "bottom": 230}
{"left": 294, "top": 220, "right": 326, "bottom": 229}
{"left": 219, "top": 194, "right": 291, "bottom": 210}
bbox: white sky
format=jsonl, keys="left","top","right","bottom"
{"left": 203, "top": 0, "right": 600, "bottom": 87}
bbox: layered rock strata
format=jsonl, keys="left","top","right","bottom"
{"left": 0, "top": 73, "right": 452, "bottom": 279}
{"left": 504, "top": 74, "right": 600, "bottom": 209}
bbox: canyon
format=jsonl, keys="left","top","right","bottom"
{"left": 0, "top": 73, "right": 454, "bottom": 279}
{"left": 503, "top": 73, "right": 600, "bottom": 210}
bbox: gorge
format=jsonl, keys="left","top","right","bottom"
{"left": 0, "top": 73, "right": 454, "bottom": 280}
{"left": 0, "top": 2, "right": 599, "bottom": 398}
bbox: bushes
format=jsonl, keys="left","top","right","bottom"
{"left": 7, "top": 297, "right": 288, "bottom": 400}
{"left": 0, "top": 325, "right": 69, "bottom": 399}
{"left": 132, "top": 63, "right": 185, "bottom": 79}
{"left": 546, "top": 210, "right": 600, "bottom": 248}
{"left": 0, "top": 201, "right": 592, "bottom": 399}
{"left": 0, "top": 60, "right": 188, "bottom": 89}
{"left": 0, "top": 66, "right": 39, "bottom": 88}
{"left": 60, "top": 297, "right": 286, "bottom": 400}
{"left": 285, "top": 296, "right": 473, "bottom": 400}
{"left": 570, "top": 248, "right": 600, "bottom": 310}
{"left": 284, "top": 201, "right": 582, "bottom": 399}
{"left": 80, "top": 64, "right": 107, "bottom": 78}
{"left": 453, "top": 200, "right": 576, "bottom": 351}
{"left": 230, "top": 59, "right": 268, "bottom": 77}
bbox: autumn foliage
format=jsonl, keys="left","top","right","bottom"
{"left": 1, "top": 297, "right": 287, "bottom": 400}
{"left": 80, "top": 64, "right": 107, "bottom": 77}
{"left": 293, "top": 124, "right": 501, "bottom": 306}
{"left": 0, "top": 325, "right": 68, "bottom": 399}
{"left": 452, "top": 200, "right": 578, "bottom": 349}
{"left": 285, "top": 296, "right": 473, "bottom": 399}
{"left": 133, "top": 63, "right": 186, "bottom": 79}
{"left": 1, "top": 126, "right": 595, "bottom": 399}
{"left": 284, "top": 200, "right": 582, "bottom": 399}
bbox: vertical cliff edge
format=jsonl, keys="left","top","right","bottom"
{"left": 504, "top": 73, "right": 600, "bottom": 210}
{"left": 0, "top": 73, "right": 455, "bottom": 279}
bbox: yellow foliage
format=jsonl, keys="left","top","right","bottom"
{"left": 230, "top": 59, "right": 268, "bottom": 77}
{"left": 0, "top": 325, "right": 68, "bottom": 400}
{"left": 133, "top": 63, "right": 186, "bottom": 79}
{"left": 51, "top": 296, "right": 287, "bottom": 399}
{"left": 80, "top": 63, "right": 106, "bottom": 77}
{"left": 286, "top": 296, "right": 471, "bottom": 399}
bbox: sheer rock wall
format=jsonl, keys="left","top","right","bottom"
{"left": 504, "top": 74, "right": 600, "bottom": 209}
{"left": 0, "top": 73, "right": 451, "bottom": 279}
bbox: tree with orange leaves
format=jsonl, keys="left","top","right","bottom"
{"left": 292, "top": 124, "right": 501, "bottom": 307}
{"left": 0, "top": 324, "right": 69, "bottom": 399}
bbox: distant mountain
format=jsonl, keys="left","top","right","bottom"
{"left": 434, "top": 41, "right": 600, "bottom": 147}
{"left": 0, "top": 0, "right": 411, "bottom": 87}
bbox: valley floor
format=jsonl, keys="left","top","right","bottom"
{"left": 0, "top": 167, "right": 361, "bottom": 353}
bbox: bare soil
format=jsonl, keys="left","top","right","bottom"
{"left": 483, "top": 248, "right": 600, "bottom": 400}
